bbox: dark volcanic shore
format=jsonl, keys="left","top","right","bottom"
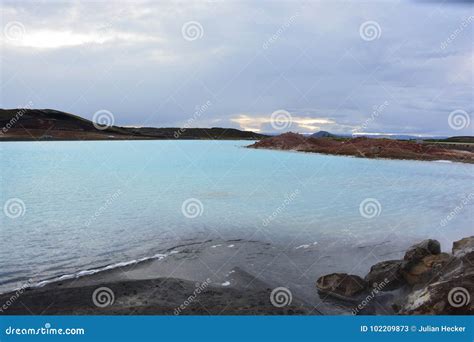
{"left": 0, "top": 267, "right": 311, "bottom": 315}
{"left": 1, "top": 237, "right": 472, "bottom": 315}
{"left": 0, "top": 109, "right": 267, "bottom": 141}
{"left": 248, "top": 132, "right": 474, "bottom": 164}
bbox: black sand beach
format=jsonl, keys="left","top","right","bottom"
{"left": 0, "top": 267, "right": 311, "bottom": 315}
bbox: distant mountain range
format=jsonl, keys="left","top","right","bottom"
{"left": 308, "top": 130, "right": 473, "bottom": 143}
{"left": 0, "top": 109, "right": 268, "bottom": 141}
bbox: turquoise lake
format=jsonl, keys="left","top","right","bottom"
{"left": 1, "top": 140, "right": 473, "bottom": 309}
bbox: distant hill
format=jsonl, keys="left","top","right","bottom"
{"left": 425, "top": 136, "right": 474, "bottom": 144}
{"left": 311, "top": 131, "right": 336, "bottom": 138}
{"left": 0, "top": 109, "right": 267, "bottom": 141}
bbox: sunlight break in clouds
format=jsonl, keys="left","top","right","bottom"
{"left": 2, "top": 29, "right": 160, "bottom": 49}
{"left": 231, "top": 114, "right": 336, "bottom": 133}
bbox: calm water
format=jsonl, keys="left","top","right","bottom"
{"left": 1, "top": 140, "right": 473, "bottom": 308}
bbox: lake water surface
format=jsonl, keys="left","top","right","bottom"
{"left": 1, "top": 140, "right": 473, "bottom": 311}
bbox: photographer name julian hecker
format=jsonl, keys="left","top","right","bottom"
{"left": 360, "top": 325, "right": 467, "bottom": 333}
{"left": 418, "top": 325, "right": 466, "bottom": 333}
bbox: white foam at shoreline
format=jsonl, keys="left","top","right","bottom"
{"left": 31, "top": 250, "right": 180, "bottom": 289}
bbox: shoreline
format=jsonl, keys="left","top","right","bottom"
{"left": 247, "top": 133, "right": 474, "bottom": 164}
{"left": 0, "top": 137, "right": 260, "bottom": 142}
{"left": 1, "top": 235, "right": 471, "bottom": 315}
{"left": 0, "top": 267, "right": 312, "bottom": 315}
{"left": 246, "top": 145, "right": 474, "bottom": 165}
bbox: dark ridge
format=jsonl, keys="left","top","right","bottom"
{"left": 0, "top": 108, "right": 268, "bottom": 141}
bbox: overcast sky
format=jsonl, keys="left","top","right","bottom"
{"left": 1, "top": 0, "right": 473, "bottom": 136}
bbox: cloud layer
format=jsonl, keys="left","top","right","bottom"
{"left": 1, "top": 0, "right": 473, "bottom": 135}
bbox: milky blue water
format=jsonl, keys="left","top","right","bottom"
{"left": 1, "top": 140, "right": 473, "bottom": 296}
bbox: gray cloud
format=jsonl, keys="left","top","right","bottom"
{"left": 1, "top": 0, "right": 472, "bottom": 136}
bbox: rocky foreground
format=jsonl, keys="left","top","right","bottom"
{"left": 248, "top": 133, "right": 474, "bottom": 163}
{"left": 316, "top": 236, "right": 474, "bottom": 315}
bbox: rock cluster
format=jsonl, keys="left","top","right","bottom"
{"left": 316, "top": 236, "right": 473, "bottom": 314}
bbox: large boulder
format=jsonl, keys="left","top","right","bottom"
{"left": 404, "top": 239, "right": 441, "bottom": 265}
{"left": 452, "top": 236, "right": 474, "bottom": 259}
{"left": 401, "top": 253, "right": 457, "bottom": 286}
{"left": 398, "top": 268, "right": 473, "bottom": 315}
{"left": 364, "top": 260, "right": 406, "bottom": 290}
{"left": 316, "top": 273, "right": 367, "bottom": 301}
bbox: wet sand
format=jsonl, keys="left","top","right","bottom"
{"left": 0, "top": 266, "right": 313, "bottom": 315}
